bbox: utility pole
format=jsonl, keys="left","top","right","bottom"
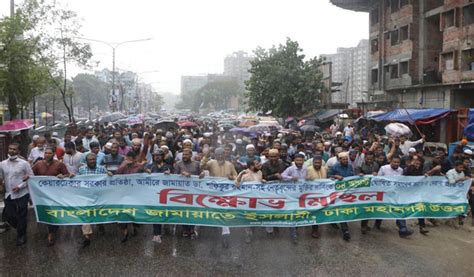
{"left": 112, "top": 48, "right": 116, "bottom": 112}
{"left": 10, "top": 0, "right": 14, "bottom": 17}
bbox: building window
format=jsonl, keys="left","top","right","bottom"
{"left": 371, "top": 69, "right": 378, "bottom": 84}
{"left": 443, "top": 10, "right": 455, "bottom": 29}
{"left": 391, "top": 30, "right": 399, "bottom": 46}
{"left": 400, "top": 61, "right": 409, "bottom": 75}
{"left": 370, "top": 8, "right": 379, "bottom": 25}
{"left": 441, "top": 52, "right": 459, "bottom": 71}
{"left": 400, "top": 25, "right": 409, "bottom": 41}
{"left": 371, "top": 38, "right": 379, "bottom": 53}
{"left": 390, "top": 64, "right": 399, "bottom": 79}
{"left": 461, "top": 48, "right": 474, "bottom": 71}
{"left": 390, "top": 0, "right": 400, "bottom": 13}
{"left": 464, "top": 4, "right": 474, "bottom": 26}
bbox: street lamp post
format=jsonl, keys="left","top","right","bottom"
{"left": 75, "top": 37, "right": 152, "bottom": 112}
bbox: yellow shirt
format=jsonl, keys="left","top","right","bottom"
{"left": 306, "top": 166, "right": 327, "bottom": 180}
{"left": 206, "top": 160, "right": 238, "bottom": 178}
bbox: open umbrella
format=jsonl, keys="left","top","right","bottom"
{"left": 127, "top": 116, "right": 143, "bottom": 126}
{"left": 99, "top": 112, "right": 126, "bottom": 123}
{"left": 155, "top": 119, "right": 179, "bottom": 130}
{"left": 41, "top": 112, "right": 53, "bottom": 119}
{"left": 177, "top": 120, "right": 198, "bottom": 128}
{"left": 385, "top": 123, "right": 412, "bottom": 137}
{"left": 247, "top": 124, "right": 280, "bottom": 134}
{"left": 0, "top": 119, "right": 34, "bottom": 133}
{"left": 300, "top": 125, "right": 322, "bottom": 133}
{"left": 239, "top": 120, "right": 257, "bottom": 127}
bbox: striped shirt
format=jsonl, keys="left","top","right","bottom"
{"left": 78, "top": 165, "right": 108, "bottom": 175}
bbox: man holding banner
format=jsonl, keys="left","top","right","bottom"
{"left": 32, "top": 147, "right": 72, "bottom": 247}
{"left": 202, "top": 147, "right": 237, "bottom": 248}
{"left": 77, "top": 153, "right": 110, "bottom": 247}
{"left": 328, "top": 152, "right": 354, "bottom": 241}
{"left": 378, "top": 156, "right": 414, "bottom": 238}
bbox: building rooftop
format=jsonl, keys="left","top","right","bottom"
{"left": 330, "top": 0, "right": 370, "bottom": 12}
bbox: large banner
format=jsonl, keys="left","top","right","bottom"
{"left": 28, "top": 174, "right": 471, "bottom": 227}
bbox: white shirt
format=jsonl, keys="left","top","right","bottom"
{"left": 446, "top": 169, "right": 465, "bottom": 184}
{"left": 378, "top": 164, "right": 403, "bottom": 176}
{"left": 82, "top": 136, "right": 99, "bottom": 151}
{"left": 344, "top": 126, "right": 354, "bottom": 137}
{"left": 0, "top": 157, "right": 33, "bottom": 199}
{"left": 399, "top": 139, "right": 424, "bottom": 156}
{"left": 326, "top": 156, "right": 338, "bottom": 169}
{"left": 28, "top": 147, "right": 45, "bottom": 163}
{"left": 63, "top": 151, "right": 83, "bottom": 174}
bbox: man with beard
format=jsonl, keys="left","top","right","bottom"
{"left": 0, "top": 143, "right": 33, "bottom": 246}
{"left": 279, "top": 144, "right": 292, "bottom": 168}
{"left": 202, "top": 147, "right": 237, "bottom": 248}
{"left": 116, "top": 151, "right": 146, "bottom": 242}
{"left": 63, "top": 142, "right": 83, "bottom": 175}
{"left": 82, "top": 128, "right": 99, "bottom": 152}
{"left": 32, "top": 147, "right": 72, "bottom": 246}
{"left": 377, "top": 156, "right": 414, "bottom": 238}
{"left": 102, "top": 142, "right": 124, "bottom": 174}
{"left": 146, "top": 149, "right": 173, "bottom": 244}
{"left": 356, "top": 151, "right": 380, "bottom": 234}
{"left": 238, "top": 144, "right": 261, "bottom": 169}
{"left": 174, "top": 149, "right": 204, "bottom": 240}
{"left": 328, "top": 152, "right": 353, "bottom": 241}
{"left": 281, "top": 153, "right": 307, "bottom": 244}
{"left": 81, "top": 142, "right": 105, "bottom": 166}
{"left": 77, "top": 153, "right": 110, "bottom": 247}
{"left": 261, "top": 149, "right": 286, "bottom": 181}
{"left": 403, "top": 155, "right": 429, "bottom": 235}
{"left": 306, "top": 155, "right": 327, "bottom": 238}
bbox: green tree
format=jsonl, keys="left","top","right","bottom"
{"left": 0, "top": 1, "right": 52, "bottom": 119}
{"left": 36, "top": 1, "right": 92, "bottom": 123}
{"left": 245, "top": 38, "right": 325, "bottom": 118}
{"left": 72, "top": 73, "right": 109, "bottom": 119}
{"left": 188, "top": 79, "right": 243, "bottom": 112}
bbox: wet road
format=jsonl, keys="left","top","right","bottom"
{"left": 1, "top": 213, "right": 474, "bottom": 276}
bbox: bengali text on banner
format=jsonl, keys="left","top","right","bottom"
{"left": 28, "top": 174, "right": 471, "bottom": 227}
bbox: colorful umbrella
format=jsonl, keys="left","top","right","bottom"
{"left": 41, "top": 112, "right": 53, "bottom": 119}
{"left": 0, "top": 119, "right": 34, "bottom": 132}
{"left": 177, "top": 120, "right": 198, "bottom": 128}
{"left": 239, "top": 120, "right": 258, "bottom": 127}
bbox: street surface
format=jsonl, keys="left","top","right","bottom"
{"left": 1, "top": 212, "right": 474, "bottom": 276}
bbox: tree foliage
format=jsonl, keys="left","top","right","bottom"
{"left": 177, "top": 79, "right": 243, "bottom": 112}
{"left": 245, "top": 38, "right": 325, "bottom": 118}
{"left": 72, "top": 73, "right": 109, "bottom": 117}
{"left": 0, "top": 1, "right": 52, "bottom": 119}
{"left": 0, "top": 0, "right": 92, "bottom": 121}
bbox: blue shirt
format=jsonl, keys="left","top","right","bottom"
{"left": 328, "top": 162, "right": 354, "bottom": 178}
{"left": 80, "top": 151, "right": 105, "bottom": 165}
{"left": 239, "top": 155, "right": 261, "bottom": 165}
{"left": 78, "top": 165, "right": 108, "bottom": 175}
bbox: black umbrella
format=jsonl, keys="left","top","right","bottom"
{"left": 300, "top": 125, "right": 322, "bottom": 133}
{"left": 99, "top": 112, "right": 126, "bottom": 123}
{"left": 155, "top": 119, "right": 179, "bottom": 130}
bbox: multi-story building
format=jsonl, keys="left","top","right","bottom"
{"left": 331, "top": 0, "right": 474, "bottom": 109}
{"left": 321, "top": 39, "right": 369, "bottom": 106}
{"left": 224, "top": 51, "right": 253, "bottom": 89}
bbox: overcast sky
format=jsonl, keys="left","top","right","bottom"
{"left": 2, "top": 0, "right": 368, "bottom": 94}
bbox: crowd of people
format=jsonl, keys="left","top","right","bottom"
{"left": 1, "top": 119, "right": 473, "bottom": 248}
